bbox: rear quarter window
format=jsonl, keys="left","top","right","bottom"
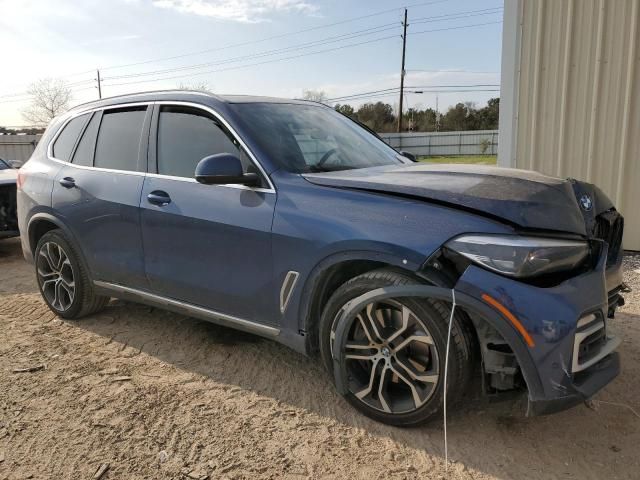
{"left": 72, "top": 112, "right": 101, "bottom": 167}
{"left": 52, "top": 114, "right": 90, "bottom": 162}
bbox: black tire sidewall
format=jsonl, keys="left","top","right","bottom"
{"left": 319, "top": 270, "right": 468, "bottom": 426}
{"left": 35, "top": 230, "right": 88, "bottom": 319}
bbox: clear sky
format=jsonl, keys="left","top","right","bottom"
{"left": 0, "top": 0, "right": 503, "bottom": 126}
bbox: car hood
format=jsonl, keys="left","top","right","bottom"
{"left": 303, "top": 164, "right": 613, "bottom": 236}
{"left": 0, "top": 168, "right": 17, "bottom": 185}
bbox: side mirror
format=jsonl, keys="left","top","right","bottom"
{"left": 195, "top": 153, "right": 260, "bottom": 186}
{"left": 399, "top": 151, "right": 416, "bottom": 162}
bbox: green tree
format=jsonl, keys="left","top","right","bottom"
{"left": 404, "top": 108, "right": 438, "bottom": 132}
{"left": 334, "top": 103, "right": 355, "bottom": 118}
{"left": 441, "top": 102, "right": 479, "bottom": 131}
{"left": 476, "top": 97, "right": 499, "bottom": 130}
{"left": 355, "top": 102, "right": 396, "bottom": 132}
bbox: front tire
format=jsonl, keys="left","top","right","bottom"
{"left": 319, "top": 268, "right": 475, "bottom": 426}
{"left": 35, "top": 229, "right": 109, "bottom": 319}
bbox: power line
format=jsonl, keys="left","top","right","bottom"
{"left": 410, "top": 20, "right": 502, "bottom": 36}
{"left": 0, "top": 77, "right": 95, "bottom": 100}
{"left": 0, "top": 4, "right": 500, "bottom": 100}
{"left": 328, "top": 84, "right": 500, "bottom": 102}
{"left": 102, "top": 20, "right": 501, "bottom": 89}
{"left": 103, "top": 5, "right": 501, "bottom": 83}
{"left": 0, "top": 3, "right": 503, "bottom": 104}
{"left": 102, "top": 34, "right": 401, "bottom": 88}
{"left": 104, "top": 22, "right": 401, "bottom": 81}
{"left": 411, "top": 6, "right": 503, "bottom": 24}
{"left": 328, "top": 87, "right": 401, "bottom": 102}
{"left": 330, "top": 88, "right": 500, "bottom": 103}
{"left": 405, "top": 69, "right": 499, "bottom": 74}
{"left": 99, "top": 0, "right": 452, "bottom": 72}
{"left": 0, "top": 85, "right": 97, "bottom": 105}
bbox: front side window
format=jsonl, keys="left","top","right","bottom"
{"left": 94, "top": 107, "right": 147, "bottom": 172}
{"left": 52, "top": 113, "right": 90, "bottom": 162}
{"left": 157, "top": 106, "right": 247, "bottom": 178}
{"left": 0, "top": 159, "right": 9, "bottom": 170}
{"left": 229, "top": 103, "right": 405, "bottom": 173}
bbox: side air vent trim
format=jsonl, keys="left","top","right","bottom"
{"left": 280, "top": 271, "right": 299, "bottom": 314}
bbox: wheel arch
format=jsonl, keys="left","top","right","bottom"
{"left": 299, "top": 251, "right": 541, "bottom": 404}
{"left": 330, "top": 284, "right": 543, "bottom": 407}
{"left": 27, "top": 213, "right": 93, "bottom": 282}
{"left": 298, "top": 251, "right": 429, "bottom": 355}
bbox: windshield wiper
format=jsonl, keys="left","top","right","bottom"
{"left": 306, "top": 165, "right": 353, "bottom": 173}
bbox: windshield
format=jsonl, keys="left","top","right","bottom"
{"left": 230, "top": 103, "right": 405, "bottom": 173}
{"left": 0, "top": 159, "right": 9, "bottom": 170}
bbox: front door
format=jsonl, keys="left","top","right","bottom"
{"left": 51, "top": 106, "right": 151, "bottom": 290}
{"left": 140, "top": 104, "right": 276, "bottom": 324}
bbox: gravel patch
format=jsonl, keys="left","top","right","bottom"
{"left": 621, "top": 252, "right": 640, "bottom": 314}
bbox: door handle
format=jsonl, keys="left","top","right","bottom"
{"left": 147, "top": 190, "right": 171, "bottom": 206}
{"left": 59, "top": 177, "right": 76, "bottom": 189}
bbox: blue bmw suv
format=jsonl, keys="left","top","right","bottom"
{"left": 17, "top": 91, "right": 625, "bottom": 426}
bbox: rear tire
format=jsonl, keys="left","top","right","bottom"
{"left": 35, "top": 229, "right": 109, "bottom": 319}
{"left": 319, "top": 268, "right": 475, "bottom": 426}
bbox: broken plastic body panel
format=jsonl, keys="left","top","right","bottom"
{"left": 331, "top": 241, "right": 621, "bottom": 416}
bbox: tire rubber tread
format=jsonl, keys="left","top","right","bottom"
{"left": 35, "top": 230, "right": 109, "bottom": 319}
{"left": 319, "top": 267, "right": 475, "bottom": 426}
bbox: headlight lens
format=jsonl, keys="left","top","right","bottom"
{"left": 445, "top": 234, "right": 589, "bottom": 278}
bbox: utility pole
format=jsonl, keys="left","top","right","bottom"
{"left": 397, "top": 8, "right": 408, "bottom": 133}
{"left": 96, "top": 69, "right": 102, "bottom": 99}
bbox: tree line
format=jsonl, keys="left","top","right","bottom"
{"left": 334, "top": 98, "right": 499, "bottom": 133}
{"left": 2, "top": 82, "right": 499, "bottom": 135}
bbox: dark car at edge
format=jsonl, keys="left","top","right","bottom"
{"left": 16, "top": 91, "right": 625, "bottom": 426}
{"left": 0, "top": 157, "right": 19, "bottom": 239}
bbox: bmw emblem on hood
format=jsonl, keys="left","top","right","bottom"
{"left": 580, "top": 194, "right": 593, "bottom": 211}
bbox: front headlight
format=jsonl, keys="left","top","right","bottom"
{"left": 445, "top": 234, "right": 589, "bottom": 278}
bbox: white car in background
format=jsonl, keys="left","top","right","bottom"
{"left": 0, "top": 158, "right": 19, "bottom": 239}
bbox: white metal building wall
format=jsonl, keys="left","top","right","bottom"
{"left": 499, "top": 0, "right": 640, "bottom": 250}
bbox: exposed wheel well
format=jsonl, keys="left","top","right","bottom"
{"left": 29, "top": 219, "right": 59, "bottom": 257}
{"left": 304, "top": 258, "right": 524, "bottom": 396}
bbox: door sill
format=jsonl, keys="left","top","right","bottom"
{"left": 93, "top": 280, "right": 280, "bottom": 338}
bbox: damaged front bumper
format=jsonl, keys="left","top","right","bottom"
{"left": 332, "top": 243, "right": 623, "bottom": 416}
{"left": 455, "top": 242, "right": 622, "bottom": 415}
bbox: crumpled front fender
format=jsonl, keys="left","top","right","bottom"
{"left": 331, "top": 242, "right": 620, "bottom": 416}
{"left": 330, "top": 284, "right": 543, "bottom": 402}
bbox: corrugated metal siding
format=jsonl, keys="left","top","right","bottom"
{"left": 513, "top": 0, "right": 640, "bottom": 250}
{"left": 0, "top": 135, "right": 41, "bottom": 162}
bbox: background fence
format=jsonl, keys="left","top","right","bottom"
{"left": 0, "top": 135, "right": 41, "bottom": 163}
{"left": 378, "top": 130, "right": 498, "bottom": 157}
{"left": 0, "top": 130, "right": 499, "bottom": 163}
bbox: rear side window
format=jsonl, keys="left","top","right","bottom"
{"left": 157, "top": 106, "right": 244, "bottom": 178}
{"left": 52, "top": 114, "right": 90, "bottom": 161}
{"left": 94, "top": 107, "right": 147, "bottom": 172}
{"left": 72, "top": 112, "right": 100, "bottom": 167}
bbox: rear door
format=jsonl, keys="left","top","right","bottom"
{"left": 140, "top": 103, "right": 276, "bottom": 324}
{"left": 51, "top": 105, "right": 151, "bottom": 289}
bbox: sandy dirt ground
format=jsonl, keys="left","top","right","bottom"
{"left": 0, "top": 236, "right": 639, "bottom": 480}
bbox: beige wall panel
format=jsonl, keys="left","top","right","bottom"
{"left": 514, "top": 0, "right": 640, "bottom": 250}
